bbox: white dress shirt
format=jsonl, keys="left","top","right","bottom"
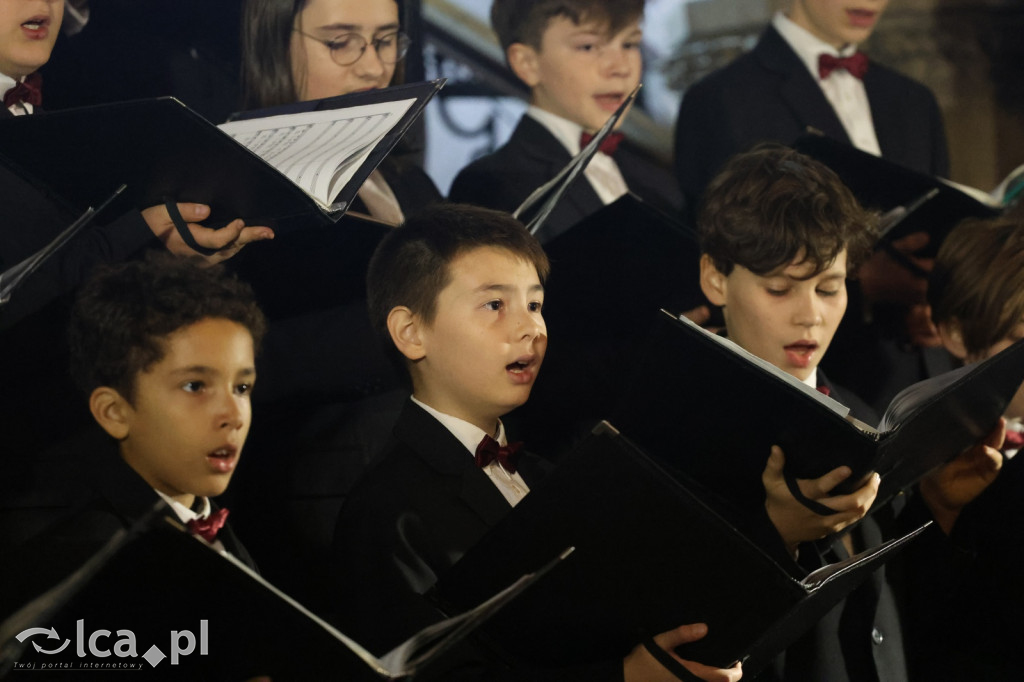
{"left": 412, "top": 396, "right": 530, "bottom": 506}
{"left": 773, "top": 12, "right": 881, "bottom": 157}
{"left": 526, "top": 105, "right": 629, "bottom": 205}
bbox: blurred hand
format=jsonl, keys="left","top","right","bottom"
{"left": 624, "top": 623, "right": 743, "bottom": 682}
{"left": 141, "top": 202, "right": 274, "bottom": 264}
{"left": 858, "top": 232, "right": 931, "bottom": 306}
{"left": 920, "top": 418, "right": 1005, "bottom": 534}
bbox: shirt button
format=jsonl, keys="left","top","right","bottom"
{"left": 872, "top": 627, "right": 884, "bottom": 645}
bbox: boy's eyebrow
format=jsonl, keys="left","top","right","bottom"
{"left": 169, "top": 366, "right": 257, "bottom": 377}
{"left": 476, "top": 283, "right": 545, "bottom": 294}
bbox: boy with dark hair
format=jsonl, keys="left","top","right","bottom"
{"left": 675, "top": 0, "right": 950, "bottom": 414}
{"left": 697, "top": 145, "right": 1002, "bottom": 681}
{"left": 333, "top": 203, "right": 741, "bottom": 682}
{"left": 1, "top": 252, "right": 266, "bottom": 619}
{"left": 897, "top": 215, "right": 1024, "bottom": 680}
{"left": 448, "top": 0, "right": 682, "bottom": 244}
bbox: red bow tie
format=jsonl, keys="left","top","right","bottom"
{"left": 580, "top": 131, "right": 625, "bottom": 156}
{"left": 475, "top": 435, "right": 524, "bottom": 474}
{"left": 186, "top": 507, "right": 229, "bottom": 543}
{"left": 816, "top": 385, "right": 832, "bottom": 397}
{"left": 3, "top": 72, "right": 42, "bottom": 108}
{"left": 818, "top": 52, "right": 869, "bottom": 80}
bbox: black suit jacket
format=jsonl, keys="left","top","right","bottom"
{"left": 0, "top": 107, "right": 156, "bottom": 329}
{"left": 449, "top": 114, "right": 683, "bottom": 243}
{"left": 0, "top": 440, "right": 255, "bottom": 621}
{"left": 674, "top": 25, "right": 949, "bottom": 209}
{"left": 330, "top": 399, "right": 622, "bottom": 681}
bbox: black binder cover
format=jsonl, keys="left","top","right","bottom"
{"left": 612, "top": 310, "right": 1024, "bottom": 512}
{"left": 1, "top": 521, "right": 385, "bottom": 680}
{"left": 0, "top": 81, "right": 442, "bottom": 234}
{"left": 434, "top": 422, "right": 924, "bottom": 676}
{"left": 0, "top": 517, "right": 558, "bottom": 681}
{"left": 511, "top": 193, "right": 703, "bottom": 456}
{"left": 792, "top": 132, "right": 999, "bottom": 256}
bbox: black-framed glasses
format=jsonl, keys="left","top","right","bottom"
{"left": 294, "top": 29, "right": 411, "bottom": 67}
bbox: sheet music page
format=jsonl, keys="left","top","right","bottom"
{"left": 218, "top": 98, "right": 416, "bottom": 208}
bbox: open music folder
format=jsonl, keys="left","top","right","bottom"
{"left": 0, "top": 80, "right": 444, "bottom": 234}
{"left": 434, "top": 422, "right": 928, "bottom": 678}
{"left": 0, "top": 510, "right": 567, "bottom": 681}
{"left": 612, "top": 310, "right": 1024, "bottom": 514}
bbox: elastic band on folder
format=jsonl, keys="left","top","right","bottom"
{"left": 784, "top": 473, "right": 838, "bottom": 516}
{"left": 641, "top": 638, "right": 704, "bottom": 682}
{"left": 163, "top": 197, "right": 219, "bottom": 257}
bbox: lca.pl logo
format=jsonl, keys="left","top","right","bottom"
{"left": 12, "top": 619, "right": 209, "bottom": 671}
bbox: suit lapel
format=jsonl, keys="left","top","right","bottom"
{"left": 394, "top": 400, "right": 514, "bottom": 529}
{"left": 755, "top": 26, "right": 851, "bottom": 145}
{"left": 863, "top": 68, "right": 901, "bottom": 162}
{"left": 510, "top": 116, "right": 605, "bottom": 224}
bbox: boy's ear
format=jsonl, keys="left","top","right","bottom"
{"left": 699, "top": 254, "right": 729, "bottom": 307}
{"left": 506, "top": 42, "right": 541, "bottom": 88}
{"left": 386, "top": 306, "right": 427, "bottom": 361}
{"left": 936, "top": 319, "right": 969, "bottom": 360}
{"left": 89, "top": 386, "right": 133, "bottom": 440}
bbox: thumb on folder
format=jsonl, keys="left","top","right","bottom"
{"left": 141, "top": 202, "right": 274, "bottom": 264}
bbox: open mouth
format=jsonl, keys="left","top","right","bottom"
{"left": 506, "top": 354, "right": 539, "bottom": 383}
{"left": 207, "top": 446, "right": 238, "bottom": 473}
{"left": 846, "top": 8, "right": 878, "bottom": 26}
{"left": 784, "top": 341, "right": 819, "bottom": 368}
{"left": 594, "top": 93, "right": 624, "bottom": 110}
{"left": 506, "top": 359, "right": 530, "bottom": 374}
{"left": 22, "top": 16, "right": 49, "bottom": 30}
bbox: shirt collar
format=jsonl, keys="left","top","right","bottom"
{"left": 800, "top": 367, "right": 820, "bottom": 391}
{"left": 0, "top": 73, "right": 18, "bottom": 102}
{"left": 526, "top": 105, "right": 584, "bottom": 156}
{"left": 773, "top": 11, "right": 858, "bottom": 81}
{"left": 155, "top": 490, "right": 212, "bottom": 524}
{"left": 411, "top": 395, "right": 507, "bottom": 456}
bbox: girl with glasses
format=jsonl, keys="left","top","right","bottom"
{"left": 242, "top": 0, "right": 441, "bottom": 222}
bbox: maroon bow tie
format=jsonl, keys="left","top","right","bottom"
{"left": 816, "top": 385, "right": 831, "bottom": 397}
{"left": 186, "top": 507, "right": 229, "bottom": 543}
{"left": 3, "top": 72, "right": 42, "bottom": 108}
{"left": 818, "top": 52, "right": 869, "bottom": 80}
{"left": 475, "top": 435, "right": 524, "bottom": 474}
{"left": 580, "top": 131, "right": 625, "bottom": 156}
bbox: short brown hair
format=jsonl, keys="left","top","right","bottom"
{"left": 698, "top": 144, "right": 877, "bottom": 278}
{"left": 490, "top": 0, "right": 644, "bottom": 51}
{"left": 367, "top": 203, "right": 549, "bottom": 349}
{"left": 929, "top": 215, "right": 1024, "bottom": 356}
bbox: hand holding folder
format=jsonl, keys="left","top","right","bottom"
{"left": 612, "top": 310, "right": 1024, "bottom": 521}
